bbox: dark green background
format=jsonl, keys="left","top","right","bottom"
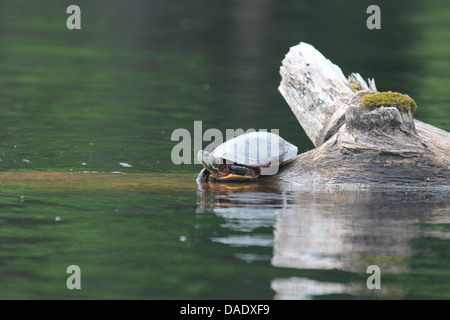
{"left": 0, "top": 0, "right": 449, "bottom": 299}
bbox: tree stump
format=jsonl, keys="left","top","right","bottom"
{"left": 277, "top": 42, "right": 450, "bottom": 186}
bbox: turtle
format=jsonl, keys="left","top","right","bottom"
{"left": 196, "top": 131, "right": 298, "bottom": 182}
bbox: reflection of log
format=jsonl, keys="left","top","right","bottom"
{"left": 277, "top": 43, "right": 450, "bottom": 186}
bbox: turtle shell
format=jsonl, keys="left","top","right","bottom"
{"left": 211, "top": 132, "right": 298, "bottom": 167}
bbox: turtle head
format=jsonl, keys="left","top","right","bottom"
{"left": 197, "top": 150, "right": 230, "bottom": 179}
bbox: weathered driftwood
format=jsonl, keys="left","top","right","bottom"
{"left": 276, "top": 42, "right": 450, "bottom": 186}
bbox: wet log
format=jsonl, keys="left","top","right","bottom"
{"left": 277, "top": 42, "right": 450, "bottom": 186}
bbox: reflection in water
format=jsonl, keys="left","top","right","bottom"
{"left": 196, "top": 181, "right": 292, "bottom": 255}
{"left": 271, "top": 277, "right": 351, "bottom": 300}
{"left": 196, "top": 181, "right": 450, "bottom": 299}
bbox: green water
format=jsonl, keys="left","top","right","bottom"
{"left": 0, "top": 0, "right": 449, "bottom": 299}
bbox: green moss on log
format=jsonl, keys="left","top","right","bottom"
{"left": 362, "top": 91, "right": 417, "bottom": 113}
{"left": 349, "top": 82, "right": 364, "bottom": 93}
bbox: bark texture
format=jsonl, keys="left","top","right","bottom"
{"left": 277, "top": 42, "right": 450, "bottom": 186}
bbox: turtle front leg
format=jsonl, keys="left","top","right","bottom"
{"left": 196, "top": 168, "right": 210, "bottom": 182}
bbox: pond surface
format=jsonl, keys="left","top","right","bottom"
{"left": 0, "top": 0, "right": 449, "bottom": 299}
